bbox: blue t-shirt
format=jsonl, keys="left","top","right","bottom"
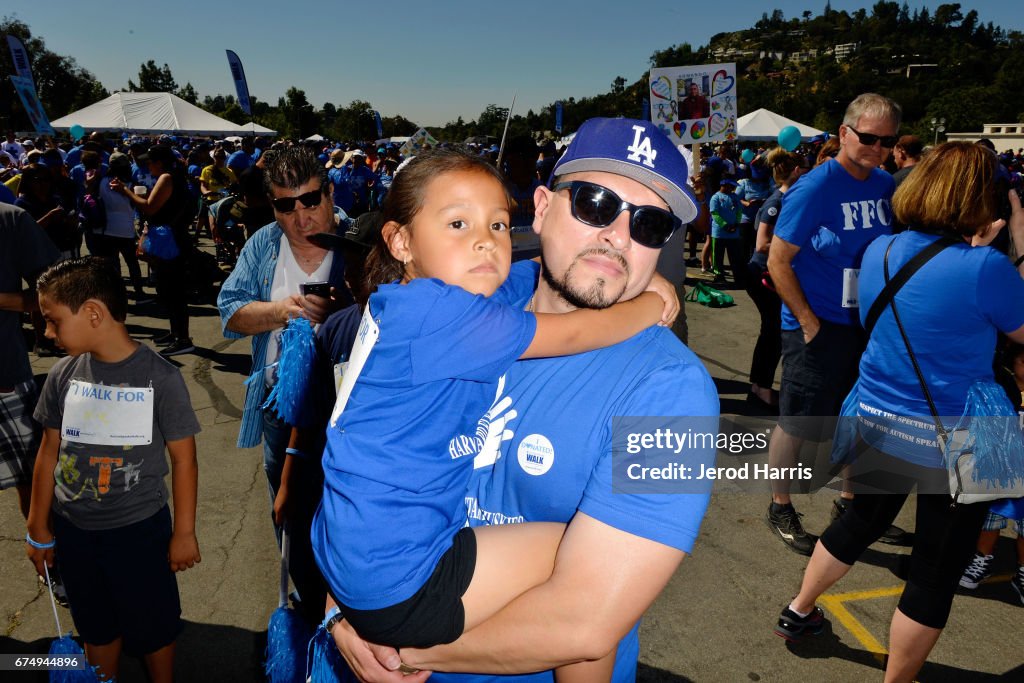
{"left": 709, "top": 191, "right": 741, "bottom": 240}
{"left": 312, "top": 261, "right": 539, "bottom": 610}
{"left": 432, "top": 325, "right": 718, "bottom": 683}
{"left": 774, "top": 159, "right": 895, "bottom": 329}
{"left": 856, "top": 231, "right": 1024, "bottom": 466}
{"left": 327, "top": 167, "right": 354, "bottom": 212}
{"left": 736, "top": 178, "right": 772, "bottom": 224}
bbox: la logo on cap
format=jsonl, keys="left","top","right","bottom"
{"left": 626, "top": 125, "right": 657, "bottom": 169}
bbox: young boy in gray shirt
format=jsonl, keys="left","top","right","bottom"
{"left": 25, "top": 256, "right": 201, "bottom": 683}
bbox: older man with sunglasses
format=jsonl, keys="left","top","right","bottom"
{"left": 764, "top": 93, "right": 903, "bottom": 556}
{"left": 329, "top": 118, "right": 719, "bottom": 683}
{"left": 217, "top": 145, "right": 353, "bottom": 626}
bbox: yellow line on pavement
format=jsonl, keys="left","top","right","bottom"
{"left": 818, "top": 594, "right": 889, "bottom": 662}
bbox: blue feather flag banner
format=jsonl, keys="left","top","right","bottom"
{"left": 952, "top": 380, "right": 1024, "bottom": 488}
{"left": 261, "top": 318, "right": 317, "bottom": 427}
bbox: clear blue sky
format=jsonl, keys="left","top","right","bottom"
{"left": 5, "top": 1, "right": 1021, "bottom": 127}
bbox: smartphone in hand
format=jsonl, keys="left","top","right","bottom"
{"left": 300, "top": 281, "right": 331, "bottom": 298}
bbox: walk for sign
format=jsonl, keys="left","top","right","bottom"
{"left": 61, "top": 380, "right": 154, "bottom": 446}
{"left": 648, "top": 62, "right": 737, "bottom": 146}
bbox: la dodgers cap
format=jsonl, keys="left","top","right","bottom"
{"left": 551, "top": 118, "right": 698, "bottom": 224}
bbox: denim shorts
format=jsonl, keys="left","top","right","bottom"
{"left": 778, "top": 320, "right": 864, "bottom": 441}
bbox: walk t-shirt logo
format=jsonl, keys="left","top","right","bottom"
{"left": 517, "top": 434, "right": 554, "bottom": 476}
{"left": 626, "top": 125, "right": 657, "bottom": 168}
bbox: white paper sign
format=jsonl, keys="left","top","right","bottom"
{"left": 649, "top": 62, "right": 737, "bottom": 145}
{"left": 329, "top": 306, "right": 380, "bottom": 427}
{"left": 842, "top": 268, "right": 860, "bottom": 308}
{"left": 61, "top": 380, "right": 154, "bottom": 445}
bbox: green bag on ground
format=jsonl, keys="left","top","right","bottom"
{"left": 685, "top": 281, "right": 735, "bottom": 308}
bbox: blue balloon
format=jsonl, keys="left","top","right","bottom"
{"left": 778, "top": 126, "right": 801, "bottom": 152}
{"left": 740, "top": 149, "right": 755, "bottom": 163}
{"left": 69, "top": 124, "right": 85, "bottom": 141}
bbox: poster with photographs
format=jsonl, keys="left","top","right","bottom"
{"left": 648, "top": 63, "right": 737, "bottom": 145}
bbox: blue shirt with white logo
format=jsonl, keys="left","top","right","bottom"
{"left": 774, "top": 159, "right": 894, "bottom": 329}
{"left": 432, "top": 324, "right": 717, "bottom": 683}
{"left": 856, "top": 231, "right": 1024, "bottom": 466}
{"left": 312, "top": 261, "right": 539, "bottom": 610}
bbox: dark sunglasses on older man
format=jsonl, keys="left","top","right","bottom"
{"left": 551, "top": 180, "right": 681, "bottom": 249}
{"left": 846, "top": 126, "right": 898, "bottom": 148}
{"left": 270, "top": 186, "right": 326, "bottom": 213}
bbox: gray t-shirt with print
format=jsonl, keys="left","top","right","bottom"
{"left": 34, "top": 344, "right": 200, "bottom": 530}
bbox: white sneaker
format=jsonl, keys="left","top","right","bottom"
{"left": 958, "top": 552, "right": 994, "bottom": 589}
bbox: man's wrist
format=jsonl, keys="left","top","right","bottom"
{"left": 323, "top": 605, "right": 343, "bottom": 633}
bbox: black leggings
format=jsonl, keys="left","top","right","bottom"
{"left": 711, "top": 237, "right": 746, "bottom": 286}
{"left": 152, "top": 255, "right": 189, "bottom": 339}
{"left": 744, "top": 261, "right": 781, "bottom": 388}
{"left": 820, "top": 449, "right": 988, "bottom": 628}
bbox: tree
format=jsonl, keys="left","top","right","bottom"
{"left": 177, "top": 82, "right": 198, "bottom": 104}
{"left": 128, "top": 60, "right": 178, "bottom": 93}
{"left": 0, "top": 17, "right": 109, "bottom": 128}
{"left": 611, "top": 76, "right": 627, "bottom": 94}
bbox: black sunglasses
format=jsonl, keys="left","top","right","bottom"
{"left": 551, "top": 180, "right": 681, "bottom": 249}
{"left": 271, "top": 186, "right": 326, "bottom": 213}
{"left": 846, "top": 126, "right": 898, "bottom": 149}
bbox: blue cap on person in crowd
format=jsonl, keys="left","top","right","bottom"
{"left": 552, "top": 117, "right": 698, "bottom": 224}
{"left": 720, "top": 178, "right": 738, "bottom": 187}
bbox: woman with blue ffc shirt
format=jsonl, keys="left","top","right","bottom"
{"left": 774, "top": 142, "right": 1024, "bottom": 681}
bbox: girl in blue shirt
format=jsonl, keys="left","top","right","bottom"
{"left": 312, "top": 149, "right": 672, "bottom": 680}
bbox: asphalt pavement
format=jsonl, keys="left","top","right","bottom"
{"left": 1, "top": 245, "right": 1021, "bottom": 682}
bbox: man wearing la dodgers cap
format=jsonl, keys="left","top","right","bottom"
{"left": 331, "top": 118, "right": 719, "bottom": 682}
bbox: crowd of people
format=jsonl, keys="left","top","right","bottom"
{"left": 1, "top": 96, "right": 1023, "bottom": 683}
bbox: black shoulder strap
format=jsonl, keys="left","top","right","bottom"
{"left": 863, "top": 235, "right": 958, "bottom": 336}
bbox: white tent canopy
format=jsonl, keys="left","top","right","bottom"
{"left": 736, "top": 108, "right": 823, "bottom": 141}
{"left": 51, "top": 92, "right": 277, "bottom": 137}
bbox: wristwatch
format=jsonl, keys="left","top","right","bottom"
{"left": 324, "top": 606, "right": 343, "bottom": 634}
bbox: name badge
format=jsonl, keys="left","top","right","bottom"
{"left": 842, "top": 268, "right": 860, "bottom": 308}
{"left": 61, "top": 380, "right": 154, "bottom": 445}
{"left": 329, "top": 307, "right": 380, "bottom": 427}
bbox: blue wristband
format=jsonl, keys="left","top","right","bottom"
{"left": 26, "top": 533, "right": 55, "bottom": 549}
{"left": 285, "top": 447, "right": 309, "bottom": 459}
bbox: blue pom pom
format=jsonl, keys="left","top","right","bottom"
{"left": 953, "top": 381, "right": 1024, "bottom": 488}
{"left": 49, "top": 634, "right": 100, "bottom": 682}
{"left": 306, "top": 625, "right": 355, "bottom": 682}
{"left": 266, "top": 606, "right": 312, "bottom": 683}
{"left": 262, "top": 318, "right": 317, "bottom": 427}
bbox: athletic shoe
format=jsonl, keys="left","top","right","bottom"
{"left": 38, "top": 573, "right": 69, "bottom": 608}
{"left": 958, "top": 552, "right": 994, "bottom": 589}
{"left": 153, "top": 331, "right": 176, "bottom": 346}
{"left": 766, "top": 503, "right": 816, "bottom": 556}
{"left": 774, "top": 604, "right": 826, "bottom": 642}
{"left": 160, "top": 338, "right": 196, "bottom": 357}
{"left": 830, "top": 498, "right": 909, "bottom": 545}
{"left": 1010, "top": 565, "right": 1023, "bottom": 605}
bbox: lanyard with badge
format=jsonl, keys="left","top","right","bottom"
{"left": 329, "top": 306, "right": 380, "bottom": 427}
{"left": 61, "top": 379, "right": 154, "bottom": 445}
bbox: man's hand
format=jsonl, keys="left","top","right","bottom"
{"left": 644, "top": 272, "right": 680, "bottom": 327}
{"left": 272, "top": 483, "right": 291, "bottom": 528}
{"left": 800, "top": 315, "right": 821, "bottom": 345}
{"left": 168, "top": 530, "right": 201, "bottom": 572}
{"left": 277, "top": 295, "right": 305, "bottom": 325}
{"left": 330, "top": 617, "right": 431, "bottom": 683}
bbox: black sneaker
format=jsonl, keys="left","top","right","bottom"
{"left": 1012, "top": 565, "right": 1024, "bottom": 606}
{"left": 38, "top": 573, "right": 69, "bottom": 608}
{"left": 830, "top": 498, "right": 850, "bottom": 523}
{"left": 958, "top": 552, "right": 994, "bottom": 589}
{"left": 775, "top": 605, "right": 826, "bottom": 642}
{"left": 766, "top": 503, "right": 816, "bottom": 556}
{"left": 160, "top": 338, "right": 196, "bottom": 357}
{"left": 153, "top": 331, "right": 176, "bottom": 346}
